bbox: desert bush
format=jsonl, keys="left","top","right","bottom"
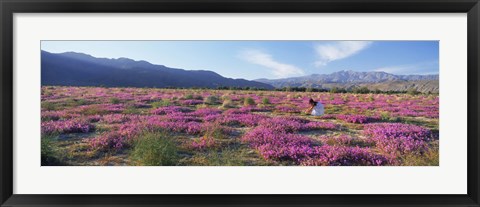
{"left": 205, "top": 123, "right": 227, "bottom": 140}
{"left": 221, "top": 99, "right": 235, "bottom": 108}
{"left": 110, "top": 97, "right": 121, "bottom": 104}
{"left": 184, "top": 94, "right": 194, "bottom": 99}
{"left": 194, "top": 95, "right": 203, "bottom": 100}
{"left": 151, "top": 99, "right": 171, "bottom": 108}
{"left": 130, "top": 131, "right": 178, "bottom": 166}
{"left": 80, "top": 105, "right": 108, "bottom": 115}
{"left": 400, "top": 147, "right": 439, "bottom": 166}
{"left": 41, "top": 135, "right": 63, "bottom": 165}
{"left": 202, "top": 148, "right": 247, "bottom": 166}
{"left": 191, "top": 123, "right": 228, "bottom": 150}
{"left": 262, "top": 97, "right": 270, "bottom": 104}
{"left": 122, "top": 107, "right": 141, "bottom": 114}
{"left": 367, "top": 94, "right": 375, "bottom": 102}
{"left": 380, "top": 111, "right": 390, "bottom": 121}
{"left": 66, "top": 98, "right": 88, "bottom": 107}
{"left": 191, "top": 136, "right": 217, "bottom": 150}
{"left": 204, "top": 95, "right": 219, "bottom": 105}
{"left": 41, "top": 102, "right": 57, "bottom": 111}
{"left": 244, "top": 97, "right": 255, "bottom": 106}
{"left": 220, "top": 94, "right": 230, "bottom": 101}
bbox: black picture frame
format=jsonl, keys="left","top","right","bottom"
{"left": 1, "top": 0, "right": 479, "bottom": 206}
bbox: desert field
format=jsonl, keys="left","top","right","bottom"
{"left": 41, "top": 86, "right": 439, "bottom": 166}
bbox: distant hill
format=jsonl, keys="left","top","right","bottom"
{"left": 41, "top": 51, "right": 274, "bottom": 89}
{"left": 256, "top": 70, "right": 439, "bottom": 93}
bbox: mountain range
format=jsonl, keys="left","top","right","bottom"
{"left": 41, "top": 51, "right": 274, "bottom": 89}
{"left": 256, "top": 70, "right": 439, "bottom": 93}
{"left": 41, "top": 51, "right": 439, "bottom": 93}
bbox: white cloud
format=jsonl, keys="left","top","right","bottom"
{"left": 373, "top": 60, "right": 439, "bottom": 75}
{"left": 240, "top": 50, "right": 305, "bottom": 78}
{"left": 314, "top": 41, "right": 372, "bottom": 67}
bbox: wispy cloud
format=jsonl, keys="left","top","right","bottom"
{"left": 373, "top": 60, "right": 439, "bottom": 75}
{"left": 314, "top": 41, "right": 372, "bottom": 67}
{"left": 239, "top": 49, "right": 305, "bottom": 78}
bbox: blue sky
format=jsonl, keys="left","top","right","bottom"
{"left": 41, "top": 41, "right": 439, "bottom": 80}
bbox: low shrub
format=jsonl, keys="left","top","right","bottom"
{"left": 66, "top": 98, "right": 88, "bottom": 107}
{"left": 129, "top": 131, "right": 178, "bottom": 166}
{"left": 41, "top": 135, "right": 63, "bottom": 166}
{"left": 42, "top": 102, "right": 57, "bottom": 111}
{"left": 262, "top": 97, "right": 270, "bottom": 105}
{"left": 204, "top": 95, "right": 219, "bottom": 105}
{"left": 184, "top": 94, "right": 194, "bottom": 99}
{"left": 400, "top": 142, "right": 439, "bottom": 166}
{"left": 202, "top": 148, "right": 247, "bottom": 166}
{"left": 110, "top": 97, "right": 121, "bottom": 104}
{"left": 221, "top": 99, "right": 235, "bottom": 108}
{"left": 151, "top": 99, "right": 171, "bottom": 108}
{"left": 244, "top": 97, "right": 255, "bottom": 106}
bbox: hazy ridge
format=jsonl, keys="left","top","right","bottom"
{"left": 256, "top": 70, "right": 439, "bottom": 93}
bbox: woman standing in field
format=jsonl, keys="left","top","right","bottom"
{"left": 305, "top": 98, "right": 324, "bottom": 116}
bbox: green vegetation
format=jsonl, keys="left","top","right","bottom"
{"left": 351, "top": 86, "right": 371, "bottom": 94}
{"left": 184, "top": 94, "right": 194, "bottom": 99}
{"left": 204, "top": 95, "right": 219, "bottom": 105}
{"left": 66, "top": 98, "right": 88, "bottom": 107}
{"left": 151, "top": 99, "right": 171, "bottom": 108}
{"left": 110, "top": 97, "right": 121, "bottom": 104}
{"left": 329, "top": 87, "right": 346, "bottom": 94}
{"left": 129, "top": 131, "right": 179, "bottom": 166}
{"left": 400, "top": 143, "right": 439, "bottom": 166}
{"left": 41, "top": 135, "right": 63, "bottom": 165}
{"left": 41, "top": 101, "right": 57, "bottom": 111}
{"left": 262, "top": 97, "right": 270, "bottom": 105}
{"left": 199, "top": 148, "right": 247, "bottom": 166}
{"left": 80, "top": 105, "right": 107, "bottom": 115}
{"left": 244, "top": 97, "right": 255, "bottom": 106}
{"left": 221, "top": 99, "right": 235, "bottom": 108}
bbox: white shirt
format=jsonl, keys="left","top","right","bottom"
{"left": 311, "top": 103, "right": 324, "bottom": 116}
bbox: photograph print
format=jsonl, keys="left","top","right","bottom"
{"left": 41, "top": 40, "right": 439, "bottom": 166}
